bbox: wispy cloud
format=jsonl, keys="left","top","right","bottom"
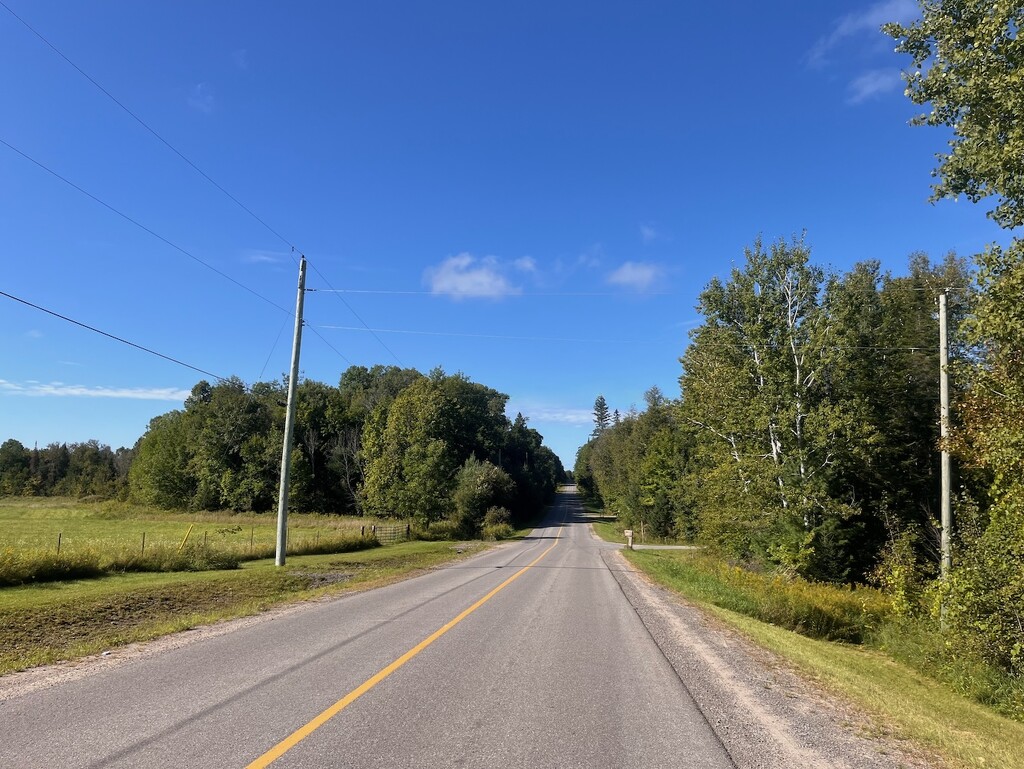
{"left": 188, "top": 82, "right": 216, "bottom": 113}
{"left": 577, "top": 244, "right": 604, "bottom": 269}
{"left": 809, "top": 0, "right": 918, "bottom": 66}
{"left": 607, "top": 261, "right": 663, "bottom": 291}
{"left": 513, "top": 256, "right": 537, "bottom": 272}
{"left": 507, "top": 403, "right": 593, "bottom": 426}
{"left": 242, "top": 249, "right": 289, "bottom": 264}
{"left": 640, "top": 224, "right": 659, "bottom": 243}
{"left": 25, "top": 329, "right": 43, "bottom": 339}
{"left": 0, "top": 380, "right": 190, "bottom": 401}
{"left": 847, "top": 68, "right": 903, "bottom": 103}
{"left": 424, "top": 253, "right": 521, "bottom": 299}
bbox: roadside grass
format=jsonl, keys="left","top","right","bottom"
{"left": 0, "top": 497, "right": 405, "bottom": 585}
{"left": 0, "top": 540, "right": 485, "bottom": 676}
{"left": 614, "top": 545, "right": 1024, "bottom": 769}
{"left": 706, "top": 608, "right": 1024, "bottom": 769}
{"left": 627, "top": 549, "right": 887, "bottom": 643}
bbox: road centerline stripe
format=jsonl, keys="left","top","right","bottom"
{"left": 246, "top": 537, "right": 560, "bottom": 768}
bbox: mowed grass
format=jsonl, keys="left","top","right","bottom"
{"left": 0, "top": 540, "right": 485, "bottom": 676}
{"left": 612, "top": 544, "right": 1024, "bottom": 769}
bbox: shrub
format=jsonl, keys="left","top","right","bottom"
{"left": 482, "top": 523, "right": 515, "bottom": 541}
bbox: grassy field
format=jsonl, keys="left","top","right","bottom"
{"left": 0, "top": 540, "right": 485, "bottom": 675}
{"left": 0, "top": 496, "right": 388, "bottom": 554}
{"left": 0, "top": 497, "right": 419, "bottom": 585}
{"left": 585, "top": 516, "right": 1024, "bottom": 769}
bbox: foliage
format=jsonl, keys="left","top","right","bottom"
{"left": 0, "top": 439, "right": 132, "bottom": 499}
{"left": 946, "top": 239, "right": 1024, "bottom": 677}
{"left": 627, "top": 550, "right": 888, "bottom": 643}
{"left": 451, "top": 458, "right": 515, "bottom": 537}
{"left": 886, "top": 2, "right": 1024, "bottom": 229}
{"left": 118, "top": 365, "right": 562, "bottom": 522}
{"left": 592, "top": 394, "right": 610, "bottom": 437}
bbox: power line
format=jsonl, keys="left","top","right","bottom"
{"left": 314, "top": 324, "right": 662, "bottom": 346}
{"left": 3, "top": 6, "right": 399, "bottom": 366}
{"left": 0, "top": 0, "right": 298, "bottom": 263}
{"left": 305, "top": 324, "right": 353, "bottom": 366}
{"left": 0, "top": 137, "right": 291, "bottom": 316}
{"left": 1, "top": 289, "right": 225, "bottom": 381}
{"left": 307, "top": 288, "right": 677, "bottom": 297}
{"left": 307, "top": 264, "right": 403, "bottom": 365}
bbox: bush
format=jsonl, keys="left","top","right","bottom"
{"left": 483, "top": 506, "right": 511, "bottom": 527}
{"left": 482, "top": 523, "right": 515, "bottom": 540}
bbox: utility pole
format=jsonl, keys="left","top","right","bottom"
{"left": 276, "top": 256, "right": 306, "bottom": 567}
{"left": 939, "top": 291, "right": 951, "bottom": 581}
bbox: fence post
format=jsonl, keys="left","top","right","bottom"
{"left": 141, "top": 531, "right": 146, "bottom": 556}
{"left": 250, "top": 526, "right": 255, "bottom": 551}
{"left": 56, "top": 532, "right": 62, "bottom": 556}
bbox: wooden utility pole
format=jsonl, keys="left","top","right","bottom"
{"left": 276, "top": 257, "right": 306, "bottom": 567}
{"left": 939, "top": 291, "right": 951, "bottom": 580}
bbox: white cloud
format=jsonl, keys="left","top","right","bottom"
{"left": 507, "top": 403, "right": 593, "bottom": 426}
{"left": 640, "top": 224, "right": 658, "bottom": 243}
{"left": 513, "top": 256, "right": 537, "bottom": 272}
{"left": 847, "top": 68, "right": 903, "bottom": 103}
{"left": 188, "top": 82, "right": 216, "bottom": 113}
{"left": 0, "top": 380, "right": 190, "bottom": 401}
{"left": 424, "top": 253, "right": 520, "bottom": 299}
{"left": 242, "top": 249, "right": 289, "bottom": 264}
{"left": 607, "top": 261, "right": 662, "bottom": 291}
{"left": 809, "top": 0, "right": 919, "bottom": 66}
{"left": 25, "top": 329, "right": 43, "bottom": 339}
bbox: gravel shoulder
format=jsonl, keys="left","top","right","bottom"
{"left": 605, "top": 548, "right": 944, "bottom": 769}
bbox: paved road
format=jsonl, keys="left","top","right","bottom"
{"left": 2, "top": 490, "right": 733, "bottom": 768}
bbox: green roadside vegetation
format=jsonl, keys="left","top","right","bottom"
{"left": 594, "top": 532, "right": 1024, "bottom": 769}
{"left": 0, "top": 540, "right": 484, "bottom": 676}
{"left": 0, "top": 497, "right": 400, "bottom": 586}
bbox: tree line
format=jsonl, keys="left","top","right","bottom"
{"left": 1, "top": 366, "right": 564, "bottom": 536}
{"left": 578, "top": 0, "right": 1024, "bottom": 681}
{"left": 575, "top": 237, "right": 1021, "bottom": 676}
{"left": 0, "top": 439, "right": 132, "bottom": 498}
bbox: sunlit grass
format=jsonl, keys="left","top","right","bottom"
{"left": 0, "top": 540, "right": 485, "bottom": 675}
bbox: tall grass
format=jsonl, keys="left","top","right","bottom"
{"left": 0, "top": 532, "right": 380, "bottom": 586}
{"left": 630, "top": 550, "right": 888, "bottom": 643}
{"left": 627, "top": 549, "right": 1024, "bottom": 721}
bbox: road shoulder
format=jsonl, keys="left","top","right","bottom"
{"left": 605, "top": 548, "right": 942, "bottom": 769}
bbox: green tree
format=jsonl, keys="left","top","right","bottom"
{"left": 0, "top": 439, "right": 30, "bottom": 495}
{"left": 946, "top": 239, "right": 1024, "bottom": 675}
{"left": 592, "top": 395, "right": 611, "bottom": 437}
{"left": 452, "top": 457, "right": 515, "bottom": 537}
{"left": 679, "top": 236, "right": 861, "bottom": 577}
{"left": 886, "top": 2, "right": 1024, "bottom": 228}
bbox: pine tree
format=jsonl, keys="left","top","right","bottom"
{"left": 592, "top": 395, "right": 611, "bottom": 437}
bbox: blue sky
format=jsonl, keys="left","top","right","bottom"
{"left": 0, "top": 0, "right": 1011, "bottom": 469}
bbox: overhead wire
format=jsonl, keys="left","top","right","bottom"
{"left": 0, "top": 0, "right": 298, "bottom": 265}
{"left": 0, "top": 138, "right": 291, "bottom": 316}
{"left": 313, "top": 324, "right": 662, "bottom": 346}
{"left": 3, "top": 1, "right": 975, "bottom": 372}
{"left": 2, "top": 3, "right": 399, "bottom": 364}
{"left": 0, "top": 289, "right": 225, "bottom": 381}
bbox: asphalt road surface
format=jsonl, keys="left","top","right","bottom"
{"left": 3, "top": 489, "right": 930, "bottom": 769}
{"left": 1, "top": 490, "right": 737, "bottom": 768}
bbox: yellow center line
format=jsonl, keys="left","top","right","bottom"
{"left": 246, "top": 536, "right": 560, "bottom": 768}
